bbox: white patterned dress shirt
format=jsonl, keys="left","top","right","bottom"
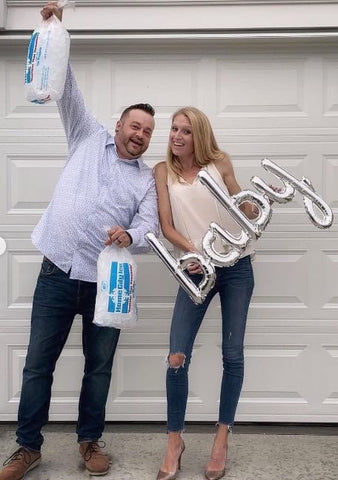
{"left": 32, "top": 65, "right": 159, "bottom": 282}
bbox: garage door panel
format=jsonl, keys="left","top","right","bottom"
{"left": 109, "top": 56, "right": 202, "bottom": 124}
{"left": 210, "top": 52, "right": 338, "bottom": 130}
{"left": 323, "top": 55, "right": 338, "bottom": 118}
{"left": 322, "top": 344, "right": 338, "bottom": 406}
{"left": 251, "top": 237, "right": 338, "bottom": 320}
{"left": 0, "top": 238, "right": 40, "bottom": 322}
{"left": 253, "top": 248, "right": 310, "bottom": 308}
{"left": 321, "top": 249, "right": 338, "bottom": 309}
{"left": 112, "top": 344, "right": 168, "bottom": 403}
{"left": 0, "top": 56, "right": 99, "bottom": 130}
{"left": 135, "top": 254, "right": 177, "bottom": 305}
{"left": 1, "top": 338, "right": 27, "bottom": 415}
{"left": 7, "top": 155, "right": 65, "bottom": 215}
{"left": 0, "top": 146, "right": 66, "bottom": 226}
{"left": 238, "top": 334, "right": 338, "bottom": 421}
{"left": 243, "top": 342, "right": 309, "bottom": 406}
{"left": 216, "top": 55, "right": 308, "bottom": 119}
{"left": 7, "top": 251, "right": 40, "bottom": 310}
{"left": 70, "top": 57, "right": 100, "bottom": 117}
{"left": 324, "top": 154, "right": 338, "bottom": 208}
{"left": 0, "top": 331, "right": 85, "bottom": 419}
{"left": 0, "top": 58, "right": 61, "bottom": 127}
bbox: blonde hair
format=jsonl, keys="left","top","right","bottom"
{"left": 167, "top": 106, "right": 227, "bottom": 182}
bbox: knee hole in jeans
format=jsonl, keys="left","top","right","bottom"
{"left": 167, "top": 353, "right": 186, "bottom": 369}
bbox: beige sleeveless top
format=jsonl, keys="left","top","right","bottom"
{"left": 167, "top": 162, "right": 255, "bottom": 259}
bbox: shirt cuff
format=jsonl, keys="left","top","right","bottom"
{"left": 125, "top": 231, "right": 133, "bottom": 246}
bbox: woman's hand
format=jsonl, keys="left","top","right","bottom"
{"left": 186, "top": 262, "right": 203, "bottom": 275}
{"left": 268, "top": 184, "right": 283, "bottom": 205}
{"left": 251, "top": 184, "right": 283, "bottom": 215}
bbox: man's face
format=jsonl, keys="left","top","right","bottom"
{"left": 114, "top": 109, "right": 155, "bottom": 160}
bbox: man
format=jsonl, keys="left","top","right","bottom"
{"left": 0, "top": 3, "right": 158, "bottom": 479}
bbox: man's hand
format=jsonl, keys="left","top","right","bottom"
{"left": 41, "top": 2, "right": 63, "bottom": 22}
{"left": 105, "top": 226, "right": 132, "bottom": 248}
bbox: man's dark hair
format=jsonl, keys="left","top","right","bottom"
{"left": 120, "top": 103, "right": 155, "bottom": 120}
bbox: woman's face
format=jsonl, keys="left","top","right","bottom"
{"left": 169, "top": 114, "right": 194, "bottom": 159}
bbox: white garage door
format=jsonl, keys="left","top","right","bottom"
{"left": 0, "top": 40, "right": 337, "bottom": 422}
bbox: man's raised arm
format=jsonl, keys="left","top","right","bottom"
{"left": 41, "top": 2, "right": 101, "bottom": 156}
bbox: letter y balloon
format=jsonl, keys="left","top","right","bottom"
{"left": 251, "top": 158, "right": 333, "bottom": 229}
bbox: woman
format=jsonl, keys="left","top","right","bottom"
{"left": 154, "top": 107, "right": 257, "bottom": 480}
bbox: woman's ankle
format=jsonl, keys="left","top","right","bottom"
{"left": 214, "top": 424, "right": 229, "bottom": 445}
{"left": 167, "top": 432, "right": 183, "bottom": 446}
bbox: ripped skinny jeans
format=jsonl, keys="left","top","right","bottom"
{"left": 166, "top": 255, "right": 254, "bottom": 432}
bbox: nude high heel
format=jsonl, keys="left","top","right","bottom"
{"left": 156, "top": 440, "right": 185, "bottom": 480}
{"left": 204, "top": 444, "right": 228, "bottom": 480}
{"left": 205, "top": 467, "right": 226, "bottom": 480}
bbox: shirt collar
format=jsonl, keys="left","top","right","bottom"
{"left": 107, "top": 135, "right": 145, "bottom": 170}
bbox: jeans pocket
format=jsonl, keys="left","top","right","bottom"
{"left": 40, "top": 257, "right": 57, "bottom": 276}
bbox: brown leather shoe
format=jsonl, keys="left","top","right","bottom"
{"left": 0, "top": 447, "right": 41, "bottom": 480}
{"left": 79, "top": 441, "right": 110, "bottom": 476}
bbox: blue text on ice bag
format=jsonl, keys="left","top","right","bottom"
{"left": 108, "top": 262, "right": 132, "bottom": 314}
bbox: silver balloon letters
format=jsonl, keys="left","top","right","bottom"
{"left": 146, "top": 158, "right": 334, "bottom": 304}
{"left": 202, "top": 221, "right": 249, "bottom": 268}
{"left": 145, "top": 232, "right": 215, "bottom": 304}
{"left": 199, "top": 169, "right": 272, "bottom": 240}
{"left": 251, "top": 158, "right": 333, "bottom": 229}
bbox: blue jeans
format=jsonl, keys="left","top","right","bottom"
{"left": 166, "top": 255, "right": 254, "bottom": 432}
{"left": 16, "top": 257, "right": 120, "bottom": 451}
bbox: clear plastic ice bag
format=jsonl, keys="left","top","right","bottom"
{"left": 24, "top": 2, "right": 71, "bottom": 104}
{"left": 93, "top": 245, "right": 138, "bottom": 329}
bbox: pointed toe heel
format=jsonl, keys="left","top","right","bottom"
{"left": 156, "top": 470, "right": 178, "bottom": 480}
{"left": 205, "top": 467, "right": 226, "bottom": 480}
{"left": 156, "top": 440, "right": 185, "bottom": 480}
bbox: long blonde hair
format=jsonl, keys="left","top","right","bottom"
{"left": 167, "top": 106, "right": 227, "bottom": 182}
